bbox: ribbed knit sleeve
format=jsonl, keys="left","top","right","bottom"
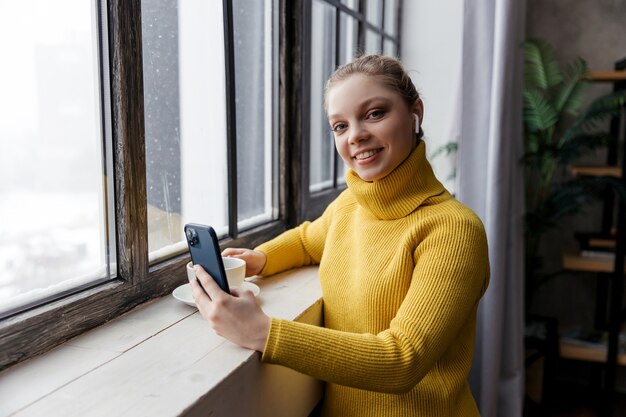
{"left": 255, "top": 196, "right": 338, "bottom": 276}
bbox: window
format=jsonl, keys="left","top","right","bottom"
{"left": 309, "top": 1, "right": 337, "bottom": 194}
{"left": 0, "top": 1, "right": 115, "bottom": 319}
{"left": 142, "top": 0, "right": 279, "bottom": 262}
{"left": 304, "top": 0, "right": 402, "bottom": 219}
{"left": 231, "top": 0, "right": 279, "bottom": 232}
{"left": 0, "top": 0, "right": 402, "bottom": 371}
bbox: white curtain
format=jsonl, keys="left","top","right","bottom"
{"left": 455, "top": 1, "right": 527, "bottom": 416}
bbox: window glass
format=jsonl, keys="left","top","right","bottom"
{"left": 335, "top": 153, "right": 349, "bottom": 185}
{"left": 365, "top": 0, "right": 383, "bottom": 27}
{"left": 0, "top": 0, "right": 114, "bottom": 317}
{"left": 143, "top": 0, "right": 229, "bottom": 261}
{"left": 336, "top": 12, "right": 358, "bottom": 185}
{"left": 365, "top": 29, "right": 382, "bottom": 54}
{"left": 341, "top": 0, "right": 359, "bottom": 10}
{"left": 384, "top": 0, "right": 399, "bottom": 37}
{"left": 339, "top": 12, "right": 359, "bottom": 65}
{"left": 384, "top": 38, "right": 397, "bottom": 56}
{"left": 233, "top": 0, "right": 279, "bottom": 231}
{"left": 309, "top": 0, "right": 337, "bottom": 193}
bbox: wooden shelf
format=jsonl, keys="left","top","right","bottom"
{"left": 560, "top": 339, "right": 626, "bottom": 366}
{"left": 570, "top": 165, "right": 622, "bottom": 178}
{"left": 562, "top": 251, "right": 626, "bottom": 273}
{"left": 584, "top": 70, "right": 626, "bottom": 82}
{"left": 559, "top": 59, "right": 626, "bottom": 403}
{"left": 589, "top": 238, "right": 616, "bottom": 249}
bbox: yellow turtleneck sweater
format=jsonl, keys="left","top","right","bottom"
{"left": 256, "top": 141, "right": 489, "bottom": 417}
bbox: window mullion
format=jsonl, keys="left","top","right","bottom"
{"left": 109, "top": 0, "right": 148, "bottom": 284}
{"left": 332, "top": 7, "right": 341, "bottom": 189}
{"left": 223, "top": 0, "right": 239, "bottom": 239}
{"left": 357, "top": 1, "right": 365, "bottom": 52}
{"left": 379, "top": 0, "right": 385, "bottom": 52}
{"left": 300, "top": 0, "right": 313, "bottom": 223}
{"left": 396, "top": 0, "right": 403, "bottom": 57}
{"left": 279, "top": 0, "right": 304, "bottom": 227}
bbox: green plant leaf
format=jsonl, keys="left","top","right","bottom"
{"left": 554, "top": 58, "right": 588, "bottom": 115}
{"left": 547, "top": 181, "right": 595, "bottom": 221}
{"left": 524, "top": 88, "right": 559, "bottom": 132}
{"left": 522, "top": 141, "right": 558, "bottom": 169}
{"left": 536, "top": 177, "right": 626, "bottom": 226}
{"left": 525, "top": 132, "right": 540, "bottom": 154}
{"left": 429, "top": 142, "right": 458, "bottom": 159}
{"left": 561, "top": 90, "right": 626, "bottom": 144}
{"left": 524, "top": 39, "right": 564, "bottom": 90}
{"left": 557, "top": 132, "right": 614, "bottom": 165}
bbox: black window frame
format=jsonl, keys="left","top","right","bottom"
{"left": 0, "top": 0, "right": 402, "bottom": 371}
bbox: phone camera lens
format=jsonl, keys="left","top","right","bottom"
{"left": 186, "top": 228, "right": 198, "bottom": 246}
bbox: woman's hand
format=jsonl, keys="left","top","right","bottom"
{"left": 190, "top": 265, "right": 270, "bottom": 352}
{"left": 221, "top": 248, "right": 267, "bottom": 277}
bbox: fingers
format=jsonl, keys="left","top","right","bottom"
{"left": 189, "top": 275, "right": 212, "bottom": 311}
{"left": 189, "top": 267, "right": 269, "bottom": 352}
{"left": 194, "top": 265, "right": 226, "bottom": 300}
{"left": 222, "top": 247, "right": 247, "bottom": 257}
{"left": 221, "top": 248, "right": 264, "bottom": 276}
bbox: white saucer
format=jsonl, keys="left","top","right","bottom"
{"left": 172, "top": 282, "right": 261, "bottom": 307}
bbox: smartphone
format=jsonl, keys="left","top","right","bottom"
{"left": 184, "top": 223, "right": 230, "bottom": 294}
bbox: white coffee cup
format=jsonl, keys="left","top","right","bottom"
{"left": 186, "top": 257, "right": 246, "bottom": 289}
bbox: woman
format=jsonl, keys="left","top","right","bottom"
{"left": 190, "top": 54, "right": 490, "bottom": 416}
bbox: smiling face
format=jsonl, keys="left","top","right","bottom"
{"left": 327, "top": 74, "right": 422, "bottom": 182}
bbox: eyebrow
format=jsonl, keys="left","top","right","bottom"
{"left": 327, "top": 96, "right": 393, "bottom": 120}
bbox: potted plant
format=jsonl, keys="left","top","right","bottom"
{"left": 522, "top": 38, "right": 626, "bottom": 311}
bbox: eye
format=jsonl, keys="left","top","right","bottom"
{"left": 331, "top": 123, "right": 348, "bottom": 133}
{"left": 367, "top": 109, "right": 385, "bottom": 119}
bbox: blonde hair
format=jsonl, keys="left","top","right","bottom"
{"left": 324, "top": 54, "right": 423, "bottom": 137}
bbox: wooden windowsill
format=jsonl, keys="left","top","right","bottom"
{"left": 0, "top": 266, "right": 324, "bottom": 417}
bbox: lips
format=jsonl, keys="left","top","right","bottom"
{"left": 354, "top": 148, "right": 383, "bottom": 160}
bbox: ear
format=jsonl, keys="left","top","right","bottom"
{"left": 411, "top": 99, "right": 424, "bottom": 135}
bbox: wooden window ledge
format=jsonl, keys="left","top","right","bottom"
{"left": 0, "top": 266, "right": 324, "bottom": 417}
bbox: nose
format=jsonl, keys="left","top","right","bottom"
{"left": 348, "top": 121, "right": 369, "bottom": 145}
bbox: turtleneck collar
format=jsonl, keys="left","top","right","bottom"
{"left": 345, "top": 140, "right": 447, "bottom": 220}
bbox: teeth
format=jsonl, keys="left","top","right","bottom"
{"left": 355, "top": 149, "right": 380, "bottom": 160}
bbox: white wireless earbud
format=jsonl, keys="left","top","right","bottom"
{"left": 414, "top": 114, "right": 420, "bottom": 131}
